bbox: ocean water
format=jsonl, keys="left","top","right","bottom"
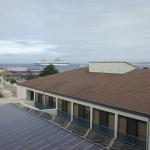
{"left": 0, "top": 63, "right": 85, "bottom": 72}
{"left": 0, "top": 62, "right": 149, "bottom": 73}
{"left": 132, "top": 62, "right": 150, "bottom": 68}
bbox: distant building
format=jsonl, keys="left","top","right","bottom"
{"left": 0, "top": 68, "right": 18, "bottom": 88}
{"left": 17, "top": 62, "right": 150, "bottom": 150}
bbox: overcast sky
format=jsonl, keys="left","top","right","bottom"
{"left": 0, "top": 0, "right": 150, "bottom": 63}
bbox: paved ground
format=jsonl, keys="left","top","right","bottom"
{"left": 0, "top": 104, "right": 102, "bottom": 150}
{"left": 0, "top": 88, "right": 25, "bottom": 104}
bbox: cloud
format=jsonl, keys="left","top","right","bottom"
{"left": 0, "top": 40, "right": 58, "bottom": 55}
{"left": 0, "top": 0, "right": 149, "bottom": 63}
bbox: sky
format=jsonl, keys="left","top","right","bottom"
{"left": 0, "top": 0, "right": 150, "bottom": 63}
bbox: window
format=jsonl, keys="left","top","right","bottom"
{"left": 85, "top": 107, "right": 90, "bottom": 120}
{"left": 49, "top": 98, "right": 54, "bottom": 107}
{"left": 62, "top": 100, "right": 68, "bottom": 112}
{"left": 118, "top": 116, "right": 147, "bottom": 139}
{"left": 38, "top": 94, "right": 43, "bottom": 104}
{"left": 78, "top": 105, "right": 90, "bottom": 120}
{"left": 58, "top": 99, "right": 62, "bottom": 111}
{"left": 78, "top": 105, "right": 85, "bottom": 118}
{"left": 93, "top": 109, "right": 99, "bottom": 125}
{"left": 73, "top": 104, "right": 79, "bottom": 117}
{"left": 58, "top": 99, "right": 70, "bottom": 112}
{"left": 108, "top": 113, "right": 114, "bottom": 130}
{"left": 138, "top": 121, "right": 147, "bottom": 139}
{"left": 93, "top": 109, "right": 114, "bottom": 129}
{"left": 30, "top": 91, "right": 34, "bottom": 101}
{"left": 127, "top": 118, "right": 138, "bottom": 137}
{"left": 67, "top": 102, "right": 71, "bottom": 114}
{"left": 74, "top": 104, "right": 90, "bottom": 120}
{"left": 99, "top": 110, "right": 108, "bottom": 126}
{"left": 118, "top": 116, "right": 127, "bottom": 134}
{"left": 48, "top": 96, "right": 56, "bottom": 108}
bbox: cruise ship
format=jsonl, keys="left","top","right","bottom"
{"left": 34, "top": 58, "right": 70, "bottom": 66}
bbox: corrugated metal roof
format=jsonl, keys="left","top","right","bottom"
{"left": 0, "top": 104, "right": 101, "bottom": 150}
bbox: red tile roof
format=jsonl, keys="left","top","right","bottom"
{"left": 18, "top": 67, "right": 150, "bottom": 117}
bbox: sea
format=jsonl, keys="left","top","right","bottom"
{"left": 0, "top": 63, "right": 85, "bottom": 73}
{"left": 0, "top": 62, "right": 150, "bottom": 73}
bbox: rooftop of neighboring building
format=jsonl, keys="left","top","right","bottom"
{"left": 0, "top": 103, "right": 100, "bottom": 150}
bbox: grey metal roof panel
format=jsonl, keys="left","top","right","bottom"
{"left": 0, "top": 104, "right": 102, "bottom": 150}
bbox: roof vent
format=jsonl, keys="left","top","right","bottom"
{"left": 89, "top": 61, "right": 137, "bottom": 74}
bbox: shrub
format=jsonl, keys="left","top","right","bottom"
{"left": 39, "top": 65, "right": 58, "bottom": 77}
{"left": 10, "top": 79, "right": 17, "bottom": 84}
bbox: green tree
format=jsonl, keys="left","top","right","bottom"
{"left": 26, "top": 70, "right": 36, "bottom": 80}
{"left": 26, "top": 74, "right": 36, "bottom": 80}
{"left": 39, "top": 65, "right": 58, "bottom": 77}
{"left": 10, "top": 79, "right": 17, "bottom": 84}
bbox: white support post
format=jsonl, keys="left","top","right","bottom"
{"left": 71, "top": 102, "right": 73, "bottom": 122}
{"left": 55, "top": 97, "right": 58, "bottom": 115}
{"left": 147, "top": 120, "right": 150, "bottom": 150}
{"left": 90, "top": 107, "right": 93, "bottom": 129}
{"left": 114, "top": 113, "right": 118, "bottom": 139}
{"left": 56, "top": 97, "right": 58, "bottom": 110}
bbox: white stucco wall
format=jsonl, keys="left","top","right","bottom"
{"left": 17, "top": 85, "right": 27, "bottom": 100}
{"left": 148, "top": 120, "right": 150, "bottom": 150}
{"left": 89, "top": 62, "right": 137, "bottom": 74}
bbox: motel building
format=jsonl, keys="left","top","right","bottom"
{"left": 17, "top": 62, "right": 150, "bottom": 150}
